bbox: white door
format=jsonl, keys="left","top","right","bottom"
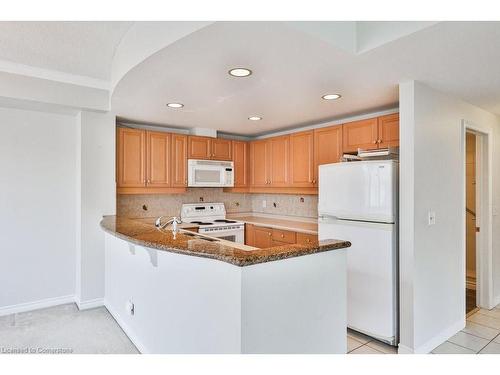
{"left": 319, "top": 216, "right": 398, "bottom": 344}
{"left": 318, "top": 161, "right": 398, "bottom": 223}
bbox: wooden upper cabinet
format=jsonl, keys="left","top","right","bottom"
{"left": 269, "top": 135, "right": 290, "bottom": 187}
{"left": 146, "top": 131, "right": 171, "bottom": 187}
{"left": 289, "top": 131, "right": 314, "bottom": 187}
{"left": 250, "top": 140, "right": 270, "bottom": 187}
{"left": 117, "top": 127, "right": 146, "bottom": 188}
{"left": 342, "top": 118, "right": 378, "bottom": 153}
{"left": 232, "top": 140, "right": 249, "bottom": 187}
{"left": 188, "top": 136, "right": 211, "bottom": 159}
{"left": 378, "top": 113, "right": 399, "bottom": 148}
{"left": 211, "top": 138, "right": 232, "bottom": 160}
{"left": 172, "top": 134, "right": 188, "bottom": 187}
{"left": 188, "top": 136, "right": 232, "bottom": 160}
{"left": 313, "top": 125, "right": 342, "bottom": 185}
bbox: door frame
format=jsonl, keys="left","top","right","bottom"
{"left": 462, "top": 120, "right": 493, "bottom": 309}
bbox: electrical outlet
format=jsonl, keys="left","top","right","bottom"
{"left": 126, "top": 300, "right": 135, "bottom": 316}
{"left": 428, "top": 211, "right": 436, "bottom": 226}
{"left": 262, "top": 200, "right": 267, "bottom": 208}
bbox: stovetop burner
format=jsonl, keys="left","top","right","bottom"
{"left": 214, "top": 219, "right": 237, "bottom": 223}
{"left": 189, "top": 221, "right": 213, "bottom": 225}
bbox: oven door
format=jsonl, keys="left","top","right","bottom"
{"left": 200, "top": 227, "right": 244, "bottom": 244}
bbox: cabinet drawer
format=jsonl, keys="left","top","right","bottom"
{"left": 271, "top": 229, "right": 296, "bottom": 244}
{"left": 296, "top": 232, "right": 317, "bottom": 245}
{"left": 271, "top": 240, "right": 289, "bottom": 247}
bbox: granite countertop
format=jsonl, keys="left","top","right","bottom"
{"left": 227, "top": 214, "right": 318, "bottom": 234}
{"left": 100, "top": 216, "right": 350, "bottom": 267}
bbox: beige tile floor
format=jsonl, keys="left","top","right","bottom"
{"left": 431, "top": 305, "right": 500, "bottom": 354}
{"left": 348, "top": 303, "right": 500, "bottom": 354}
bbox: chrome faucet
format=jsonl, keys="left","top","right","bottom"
{"left": 155, "top": 216, "right": 182, "bottom": 231}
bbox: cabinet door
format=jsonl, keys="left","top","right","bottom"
{"left": 172, "top": 134, "right": 188, "bottom": 187}
{"left": 245, "top": 223, "right": 255, "bottom": 246}
{"left": 211, "top": 138, "right": 232, "bottom": 160}
{"left": 233, "top": 141, "right": 249, "bottom": 187}
{"left": 289, "top": 131, "right": 314, "bottom": 187}
{"left": 146, "top": 131, "right": 171, "bottom": 187}
{"left": 342, "top": 118, "right": 378, "bottom": 153}
{"left": 117, "top": 127, "right": 146, "bottom": 187}
{"left": 250, "top": 140, "right": 270, "bottom": 187}
{"left": 269, "top": 135, "right": 290, "bottom": 186}
{"left": 313, "top": 125, "right": 342, "bottom": 185}
{"left": 296, "top": 232, "right": 317, "bottom": 245}
{"left": 253, "top": 226, "right": 273, "bottom": 248}
{"left": 378, "top": 113, "right": 399, "bottom": 148}
{"left": 188, "top": 136, "right": 211, "bottom": 159}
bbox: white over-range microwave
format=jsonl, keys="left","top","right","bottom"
{"left": 187, "top": 159, "right": 234, "bottom": 187}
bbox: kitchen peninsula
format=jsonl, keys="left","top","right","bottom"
{"left": 101, "top": 216, "right": 350, "bottom": 353}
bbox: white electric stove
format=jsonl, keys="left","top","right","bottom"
{"left": 180, "top": 203, "right": 245, "bottom": 243}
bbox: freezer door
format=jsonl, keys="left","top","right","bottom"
{"left": 319, "top": 217, "right": 398, "bottom": 344}
{"left": 318, "top": 160, "right": 398, "bottom": 223}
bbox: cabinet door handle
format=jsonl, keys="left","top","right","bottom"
{"left": 268, "top": 232, "right": 272, "bottom": 236}
{"left": 373, "top": 140, "right": 378, "bottom": 144}
{"left": 281, "top": 234, "right": 284, "bottom": 238}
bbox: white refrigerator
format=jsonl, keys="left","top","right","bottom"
{"left": 318, "top": 160, "right": 398, "bottom": 345}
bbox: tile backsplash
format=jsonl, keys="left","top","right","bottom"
{"left": 117, "top": 188, "right": 318, "bottom": 219}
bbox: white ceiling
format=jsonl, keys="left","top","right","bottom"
{"left": 112, "top": 21, "right": 500, "bottom": 136}
{"left": 0, "top": 21, "right": 132, "bottom": 80}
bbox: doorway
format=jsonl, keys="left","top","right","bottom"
{"left": 462, "top": 120, "right": 494, "bottom": 314}
{"left": 465, "top": 132, "right": 478, "bottom": 315}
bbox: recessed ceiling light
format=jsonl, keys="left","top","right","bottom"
{"left": 229, "top": 68, "right": 252, "bottom": 77}
{"left": 248, "top": 116, "right": 262, "bottom": 121}
{"left": 322, "top": 94, "right": 342, "bottom": 100}
{"left": 166, "top": 102, "right": 184, "bottom": 108}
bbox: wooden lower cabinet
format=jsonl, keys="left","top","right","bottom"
{"left": 245, "top": 224, "right": 255, "bottom": 246}
{"left": 253, "top": 226, "right": 273, "bottom": 248}
{"left": 245, "top": 224, "right": 317, "bottom": 249}
{"left": 271, "top": 228, "right": 296, "bottom": 244}
{"left": 296, "top": 232, "right": 317, "bottom": 245}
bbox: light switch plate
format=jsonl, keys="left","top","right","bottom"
{"left": 428, "top": 211, "right": 436, "bottom": 225}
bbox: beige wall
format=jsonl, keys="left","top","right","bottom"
{"left": 117, "top": 189, "right": 318, "bottom": 219}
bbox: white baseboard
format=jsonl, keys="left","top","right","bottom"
{"left": 104, "top": 301, "right": 146, "bottom": 354}
{"left": 402, "top": 319, "right": 465, "bottom": 354}
{"left": 0, "top": 295, "right": 75, "bottom": 317}
{"left": 397, "top": 344, "right": 414, "bottom": 354}
{"left": 76, "top": 297, "right": 104, "bottom": 310}
{"left": 493, "top": 294, "right": 500, "bottom": 308}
